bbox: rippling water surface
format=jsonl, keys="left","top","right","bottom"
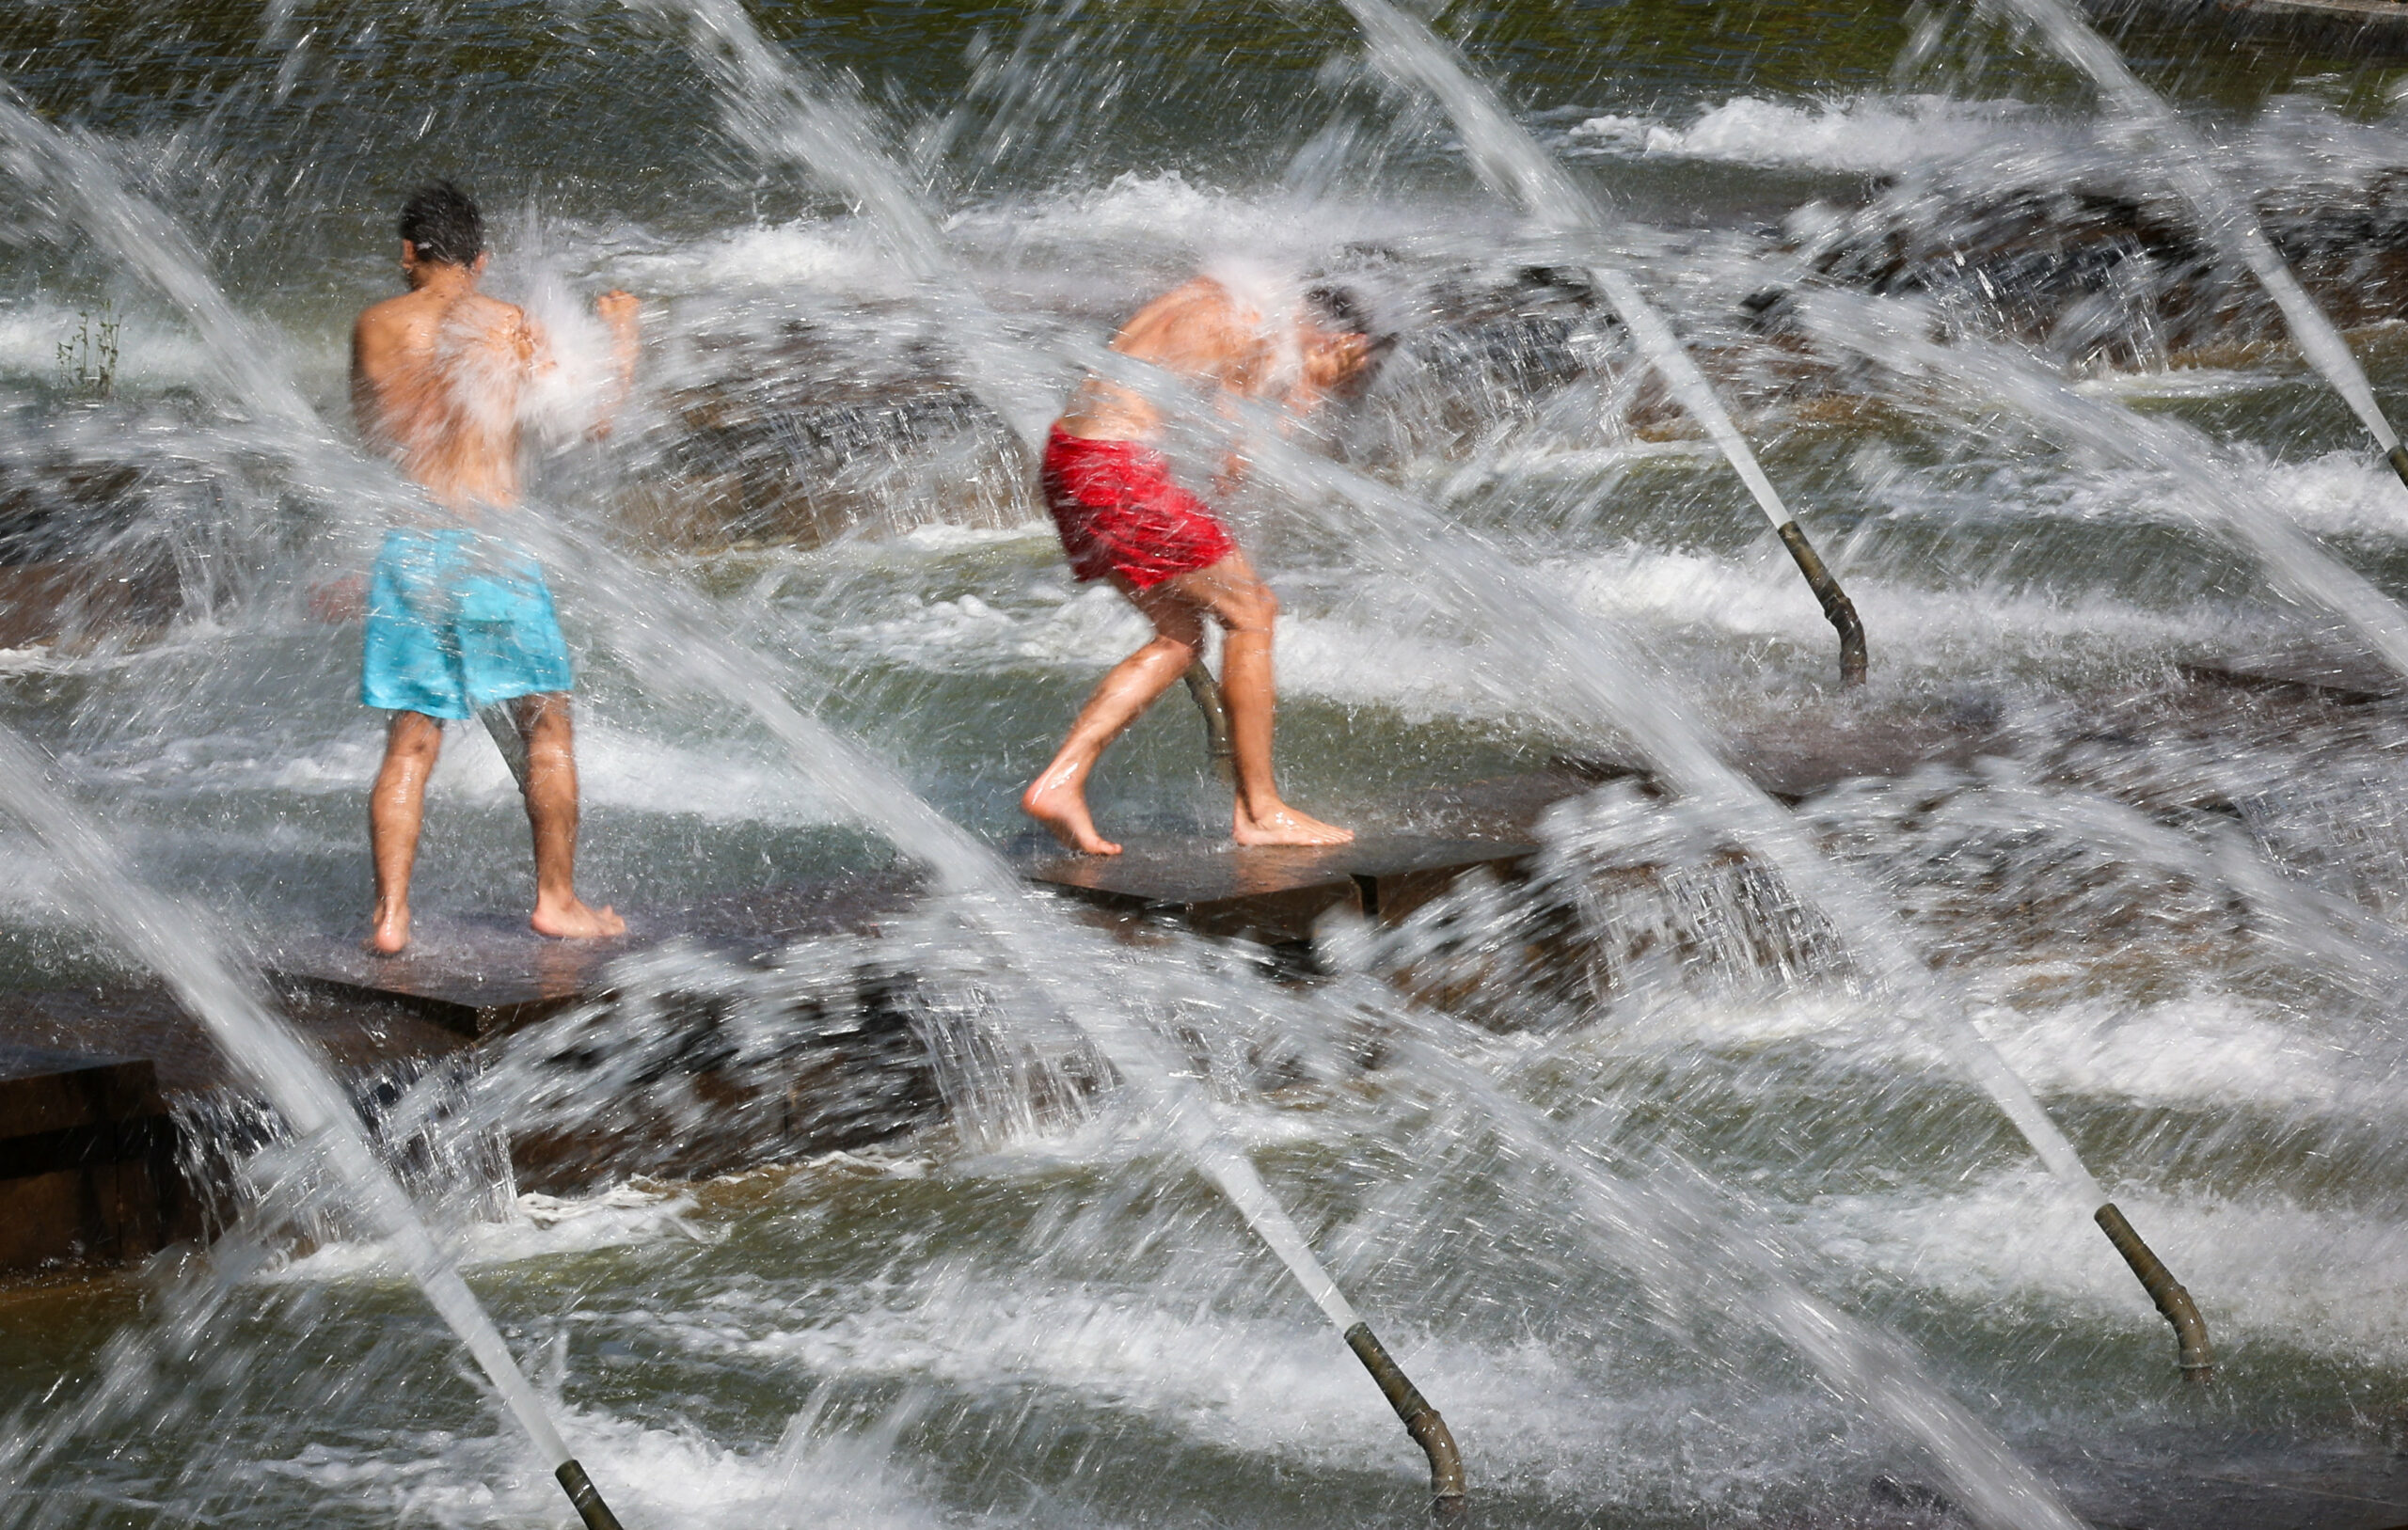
{"left": 9, "top": 3, "right": 2408, "bottom": 1527}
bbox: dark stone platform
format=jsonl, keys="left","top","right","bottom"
{"left": 0, "top": 1044, "right": 193, "bottom": 1270}
{"left": 2181, "top": 648, "right": 2404, "bottom": 705}
{"left": 268, "top": 873, "right": 924, "bottom": 1037}
{"left": 1023, "top": 832, "right": 1539, "bottom": 943}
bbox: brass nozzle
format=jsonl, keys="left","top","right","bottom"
{"left": 1775, "top": 520, "right": 1868, "bottom": 688}
{"left": 1344, "top": 1321, "right": 1466, "bottom": 1516}
{"left": 2095, "top": 1202, "right": 2214, "bottom": 1381}
{"left": 2387, "top": 444, "right": 2408, "bottom": 495}
{"left": 1182, "top": 659, "right": 1236, "bottom": 783}
{"left": 556, "top": 1459, "right": 628, "bottom": 1530}
{"left": 477, "top": 702, "right": 531, "bottom": 795}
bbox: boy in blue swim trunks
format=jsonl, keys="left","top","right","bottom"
{"left": 351, "top": 181, "right": 640, "bottom": 954}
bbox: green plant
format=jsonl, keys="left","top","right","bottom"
{"left": 56, "top": 307, "right": 119, "bottom": 399}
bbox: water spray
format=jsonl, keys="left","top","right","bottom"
{"left": 512, "top": 493, "right": 1475, "bottom": 1514}
{"left": 621, "top": 0, "right": 1466, "bottom": 1502}
{"left": 1984, "top": 0, "right": 2408, "bottom": 498}
{"left": 0, "top": 726, "right": 634, "bottom": 1530}
{"left": 1334, "top": 0, "right": 1867, "bottom": 688}
{"left": 3, "top": 23, "right": 1449, "bottom": 1504}
{"left": 0, "top": 87, "right": 654, "bottom": 1527}
{"left": 1329, "top": 0, "right": 2213, "bottom": 1380}
{"left": 644, "top": 0, "right": 2184, "bottom": 1436}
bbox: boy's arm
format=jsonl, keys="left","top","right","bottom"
{"left": 592, "top": 290, "right": 640, "bottom": 440}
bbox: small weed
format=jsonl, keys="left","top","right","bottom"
{"left": 56, "top": 308, "right": 119, "bottom": 399}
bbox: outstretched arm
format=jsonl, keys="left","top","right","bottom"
{"left": 591, "top": 290, "right": 640, "bottom": 440}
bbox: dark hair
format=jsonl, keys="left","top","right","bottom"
{"left": 398, "top": 181, "right": 483, "bottom": 266}
{"left": 1303, "top": 282, "right": 1372, "bottom": 336}
{"left": 1303, "top": 281, "right": 1399, "bottom": 381}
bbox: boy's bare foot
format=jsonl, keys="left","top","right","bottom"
{"left": 531, "top": 897, "right": 626, "bottom": 940}
{"left": 1234, "top": 802, "right": 1354, "bottom": 847}
{"left": 1023, "top": 776, "right": 1121, "bottom": 856}
{"left": 365, "top": 903, "right": 412, "bottom": 955}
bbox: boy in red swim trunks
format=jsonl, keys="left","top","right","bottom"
{"left": 1023, "top": 275, "right": 1383, "bottom": 856}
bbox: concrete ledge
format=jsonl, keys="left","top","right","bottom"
{"left": 1024, "top": 834, "right": 1540, "bottom": 945}
{"left": 0, "top": 1045, "right": 188, "bottom": 1270}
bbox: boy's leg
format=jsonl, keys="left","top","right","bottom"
{"left": 1161, "top": 555, "right": 1351, "bottom": 846}
{"left": 368, "top": 710, "right": 444, "bottom": 954}
{"left": 1022, "top": 585, "right": 1207, "bottom": 855}
{"left": 515, "top": 692, "right": 625, "bottom": 939}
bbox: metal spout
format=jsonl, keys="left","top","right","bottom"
{"left": 556, "top": 1459, "right": 627, "bottom": 1530}
{"left": 1344, "top": 1321, "right": 1466, "bottom": 1517}
{"left": 1182, "top": 658, "right": 1236, "bottom": 782}
{"left": 2388, "top": 443, "right": 2408, "bottom": 496}
{"left": 2095, "top": 1202, "right": 2214, "bottom": 1381}
{"left": 1775, "top": 520, "right": 1868, "bottom": 688}
{"left": 477, "top": 702, "right": 531, "bottom": 794}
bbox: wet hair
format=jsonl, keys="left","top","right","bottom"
{"left": 398, "top": 181, "right": 483, "bottom": 266}
{"left": 1302, "top": 281, "right": 1399, "bottom": 384}
{"left": 1303, "top": 282, "right": 1373, "bottom": 336}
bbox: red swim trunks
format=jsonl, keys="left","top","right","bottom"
{"left": 1040, "top": 426, "right": 1236, "bottom": 591}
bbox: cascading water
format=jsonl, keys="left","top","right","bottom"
{"left": 1800, "top": 289, "right": 2408, "bottom": 680}
{"left": 1982, "top": 0, "right": 2408, "bottom": 486}
{"left": 616, "top": 5, "right": 2137, "bottom": 1516}
{"left": 1334, "top": 0, "right": 1869, "bottom": 686}
{"left": 0, "top": 723, "right": 631, "bottom": 1530}
{"left": 0, "top": 87, "right": 642, "bottom": 1530}
{"left": 1321, "top": 0, "right": 2209, "bottom": 1373}
{"left": 0, "top": 26, "right": 1465, "bottom": 1513}
{"left": 9, "top": 5, "right": 2408, "bottom": 1528}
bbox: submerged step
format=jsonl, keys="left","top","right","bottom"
{"left": 0, "top": 1043, "right": 190, "bottom": 1271}
{"left": 1022, "top": 833, "right": 1539, "bottom": 944}
{"left": 267, "top": 875, "right": 923, "bottom": 1038}
{"left": 2180, "top": 649, "right": 2403, "bottom": 704}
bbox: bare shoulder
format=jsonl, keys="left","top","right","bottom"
{"left": 354, "top": 290, "right": 420, "bottom": 350}
{"left": 450, "top": 290, "right": 529, "bottom": 337}
{"left": 1122, "top": 276, "right": 1234, "bottom": 333}
{"left": 1114, "top": 277, "right": 1256, "bottom": 366}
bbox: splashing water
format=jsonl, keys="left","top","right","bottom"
{"left": 13, "top": 5, "right": 2408, "bottom": 1525}
{"left": 1985, "top": 0, "right": 2406, "bottom": 462}
{"left": 0, "top": 723, "right": 591, "bottom": 1491}
{"left": 1316, "top": 0, "right": 2108, "bottom": 1201}
{"left": 1801, "top": 290, "right": 2408, "bottom": 680}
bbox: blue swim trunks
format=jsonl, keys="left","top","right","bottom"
{"left": 361, "top": 528, "right": 573, "bottom": 721}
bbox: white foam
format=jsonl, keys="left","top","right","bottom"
{"left": 2245, "top": 447, "right": 2408, "bottom": 538}
{"left": 261, "top": 1401, "right": 974, "bottom": 1530}
{"left": 621, "top": 218, "right": 907, "bottom": 300}
{"left": 1793, "top": 1168, "right": 2408, "bottom": 1364}
{"left": 1568, "top": 95, "right": 2070, "bottom": 176}
{"left": 624, "top": 1270, "right": 1835, "bottom": 1498}
{"left": 1981, "top": 988, "right": 2358, "bottom": 1109}
{"left": 267, "top": 1182, "right": 708, "bottom": 1283}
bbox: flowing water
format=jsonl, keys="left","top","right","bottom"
{"left": 9, "top": 2, "right": 2408, "bottom": 1527}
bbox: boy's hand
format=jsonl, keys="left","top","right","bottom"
{"left": 596, "top": 289, "right": 640, "bottom": 330}
{"left": 309, "top": 574, "right": 366, "bottom": 624}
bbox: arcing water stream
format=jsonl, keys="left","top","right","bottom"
{"left": 0, "top": 723, "right": 630, "bottom": 1530}
{"left": 1988, "top": 0, "right": 2408, "bottom": 479}
{"left": 1322, "top": 0, "right": 2217, "bottom": 1367}
{"left": 8, "top": 3, "right": 2408, "bottom": 1527}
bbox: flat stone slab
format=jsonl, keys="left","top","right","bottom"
{"left": 269, "top": 873, "right": 924, "bottom": 1037}
{"left": 0, "top": 1044, "right": 162, "bottom": 1142}
{"left": 1023, "top": 834, "right": 1537, "bottom": 943}
{"left": 0, "top": 1045, "right": 184, "bottom": 1270}
{"left": 2181, "top": 648, "right": 2403, "bottom": 704}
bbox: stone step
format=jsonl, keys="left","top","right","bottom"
{"left": 1022, "top": 833, "right": 1540, "bottom": 945}
{"left": 0, "top": 1043, "right": 191, "bottom": 1271}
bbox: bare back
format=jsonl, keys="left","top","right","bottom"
{"left": 352, "top": 278, "right": 540, "bottom": 513}
{"left": 1055, "top": 277, "right": 1278, "bottom": 443}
